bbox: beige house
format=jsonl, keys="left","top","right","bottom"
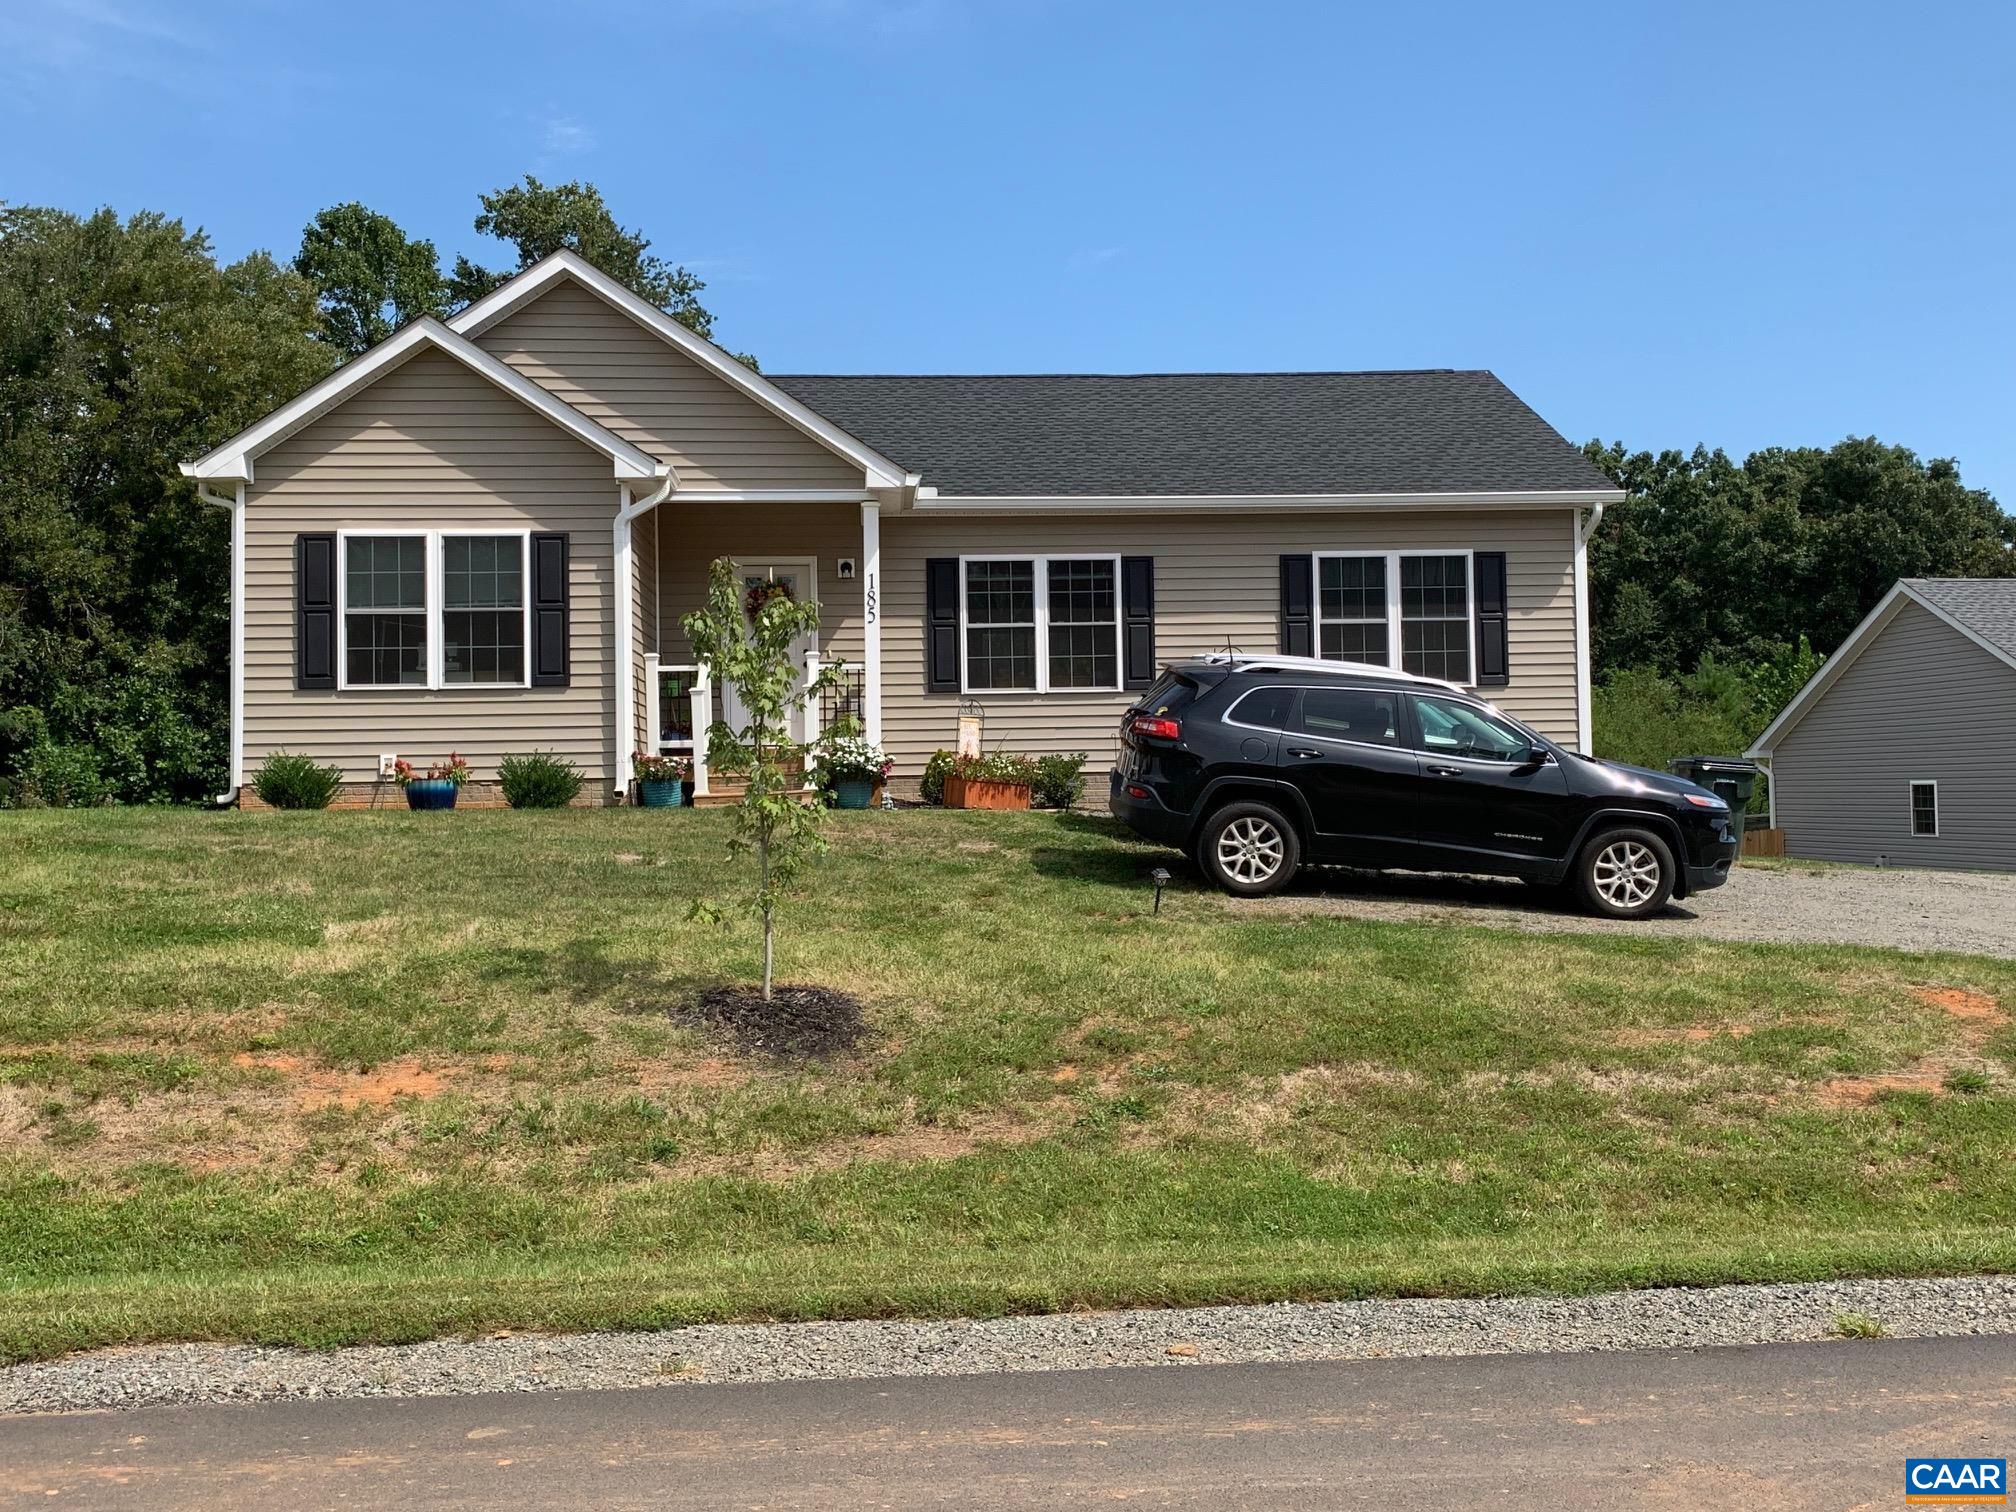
{"left": 180, "top": 251, "right": 1622, "bottom": 805}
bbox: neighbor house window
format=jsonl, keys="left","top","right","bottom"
{"left": 1315, "top": 551, "right": 1474, "bottom": 683}
{"left": 1910, "top": 781, "right": 1938, "bottom": 837}
{"left": 961, "top": 555, "right": 1119, "bottom": 693}
{"left": 338, "top": 530, "right": 529, "bottom": 690}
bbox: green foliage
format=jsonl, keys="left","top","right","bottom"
{"left": 497, "top": 751, "right": 584, "bottom": 809}
{"left": 1032, "top": 752, "right": 1089, "bottom": 810}
{"left": 446, "top": 176, "right": 716, "bottom": 334}
{"left": 292, "top": 202, "right": 448, "bottom": 357}
{"left": 0, "top": 206, "right": 330, "bottom": 806}
{"left": 953, "top": 751, "right": 1037, "bottom": 786}
{"left": 920, "top": 749, "right": 956, "bottom": 805}
{"left": 1584, "top": 437, "right": 2016, "bottom": 675}
{"left": 681, "top": 558, "right": 841, "bottom": 1000}
{"left": 252, "top": 751, "right": 342, "bottom": 810}
{"left": 1593, "top": 640, "right": 1825, "bottom": 807}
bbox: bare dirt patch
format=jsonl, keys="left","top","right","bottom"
{"left": 230, "top": 1053, "right": 455, "bottom": 1110}
{"left": 681, "top": 984, "right": 868, "bottom": 1060}
{"left": 1914, "top": 987, "right": 2006, "bottom": 1025}
{"left": 1818, "top": 1071, "right": 1950, "bottom": 1106}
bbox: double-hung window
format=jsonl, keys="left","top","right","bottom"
{"left": 1316, "top": 551, "right": 1474, "bottom": 683}
{"left": 1910, "top": 781, "right": 1939, "bottom": 837}
{"left": 339, "top": 530, "right": 530, "bottom": 690}
{"left": 960, "top": 555, "right": 1120, "bottom": 693}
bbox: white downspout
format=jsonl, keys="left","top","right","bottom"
{"left": 196, "top": 482, "right": 245, "bottom": 805}
{"left": 1572, "top": 500, "right": 1606, "bottom": 754}
{"left": 612, "top": 467, "right": 676, "bottom": 800}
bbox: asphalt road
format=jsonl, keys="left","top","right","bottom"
{"left": 6, "top": 1334, "right": 2012, "bottom": 1510}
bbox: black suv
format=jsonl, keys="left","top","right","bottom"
{"left": 1108, "top": 656, "right": 1737, "bottom": 918}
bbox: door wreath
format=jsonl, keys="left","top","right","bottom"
{"left": 744, "top": 578, "right": 796, "bottom": 620}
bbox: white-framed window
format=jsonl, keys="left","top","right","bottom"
{"left": 1910, "top": 780, "right": 1939, "bottom": 837}
{"left": 1315, "top": 550, "right": 1475, "bottom": 683}
{"left": 959, "top": 554, "right": 1120, "bottom": 693}
{"left": 337, "top": 528, "right": 531, "bottom": 691}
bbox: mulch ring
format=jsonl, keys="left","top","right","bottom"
{"left": 683, "top": 984, "right": 868, "bottom": 1060}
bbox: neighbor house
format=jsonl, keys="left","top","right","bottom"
{"left": 1748, "top": 578, "right": 2016, "bottom": 870}
{"left": 179, "top": 251, "right": 1622, "bottom": 805}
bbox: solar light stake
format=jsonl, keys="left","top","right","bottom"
{"left": 1150, "top": 867, "right": 1171, "bottom": 915}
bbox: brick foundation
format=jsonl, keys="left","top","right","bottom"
{"left": 238, "top": 781, "right": 615, "bottom": 811}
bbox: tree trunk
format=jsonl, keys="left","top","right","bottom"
{"left": 759, "top": 828, "right": 773, "bottom": 1002}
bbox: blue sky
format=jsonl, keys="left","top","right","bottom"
{"left": 6, "top": 0, "right": 2013, "bottom": 499}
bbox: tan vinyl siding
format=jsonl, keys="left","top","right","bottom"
{"left": 474, "top": 281, "right": 865, "bottom": 492}
{"left": 877, "top": 510, "right": 1579, "bottom": 777}
{"left": 243, "top": 348, "right": 619, "bottom": 790}
{"left": 1773, "top": 600, "right": 2016, "bottom": 869}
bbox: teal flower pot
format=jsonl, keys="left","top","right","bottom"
{"left": 640, "top": 778, "right": 686, "bottom": 808}
{"left": 831, "top": 778, "right": 874, "bottom": 810}
{"left": 404, "top": 778, "right": 458, "bottom": 811}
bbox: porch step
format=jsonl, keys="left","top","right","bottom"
{"left": 692, "top": 785, "right": 820, "bottom": 808}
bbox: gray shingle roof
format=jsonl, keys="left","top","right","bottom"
{"left": 767, "top": 370, "right": 1613, "bottom": 498}
{"left": 1908, "top": 578, "right": 2016, "bottom": 661}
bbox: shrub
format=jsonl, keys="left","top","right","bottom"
{"left": 920, "top": 749, "right": 956, "bottom": 805}
{"left": 1032, "top": 752, "right": 1088, "bottom": 809}
{"left": 253, "top": 751, "right": 343, "bottom": 810}
{"left": 499, "top": 751, "right": 584, "bottom": 809}
{"left": 5, "top": 741, "right": 114, "bottom": 808}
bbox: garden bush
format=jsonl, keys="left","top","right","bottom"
{"left": 1032, "top": 751, "right": 1088, "bottom": 809}
{"left": 252, "top": 751, "right": 343, "bottom": 810}
{"left": 498, "top": 751, "right": 584, "bottom": 809}
{"left": 920, "top": 749, "right": 956, "bottom": 805}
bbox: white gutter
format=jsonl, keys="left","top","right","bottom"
{"left": 1572, "top": 500, "right": 1606, "bottom": 754}
{"left": 612, "top": 467, "right": 677, "bottom": 798}
{"left": 189, "top": 476, "right": 245, "bottom": 806}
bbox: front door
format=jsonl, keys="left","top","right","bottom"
{"left": 720, "top": 562, "right": 814, "bottom": 741}
{"left": 1402, "top": 692, "right": 1576, "bottom": 871}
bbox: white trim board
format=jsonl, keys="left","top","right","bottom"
{"left": 181, "top": 319, "right": 667, "bottom": 485}
{"left": 447, "top": 251, "right": 907, "bottom": 491}
{"left": 1747, "top": 580, "right": 2016, "bottom": 757}
{"left": 905, "top": 489, "right": 1623, "bottom": 516}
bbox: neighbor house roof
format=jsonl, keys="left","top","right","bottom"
{"left": 1748, "top": 577, "right": 2016, "bottom": 757}
{"left": 767, "top": 369, "right": 1618, "bottom": 500}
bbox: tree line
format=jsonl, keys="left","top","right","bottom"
{"left": 2, "top": 178, "right": 2011, "bottom": 803}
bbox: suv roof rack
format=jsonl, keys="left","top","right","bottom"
{"left": 1190, "top": 651, "right": 1466, "bottom": 695}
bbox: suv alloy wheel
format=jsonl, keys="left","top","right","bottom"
{"left": 1198, "top": 800, "right": 1302, "bottom": 897}
{"left": 1574, "top": 826, "right": 1676, "bottom": 919}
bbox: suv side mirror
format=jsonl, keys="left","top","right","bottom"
{"left": 1514, "top": 742, "right": 1549, "bottom": 768}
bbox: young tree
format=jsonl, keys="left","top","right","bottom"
{"left": 681, "top": 557, "right": 837, "bottom": 1002}
{"left": 293, "top": 203, "right": 448, "bottom": 357}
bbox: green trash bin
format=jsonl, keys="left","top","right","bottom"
{"left": 1668, "top": 756, "right": 1759, "bottom": 831}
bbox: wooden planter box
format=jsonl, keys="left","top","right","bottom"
{"left": 944, "top": 777, "right": 1031, "bottom": 811}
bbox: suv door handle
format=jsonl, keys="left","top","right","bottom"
{"left": 1286, "top": 747, "right": 1322, "bottom": 759}
{"left": 1428, "top": 764, "right": 1464, "bottom": 777}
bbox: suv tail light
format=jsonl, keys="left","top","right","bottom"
{"left": 1130, "top": 714, "right": 1181, "bottom": 740}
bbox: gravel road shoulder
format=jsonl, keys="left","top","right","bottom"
{"left": 7, "top": 1277, "right": 2016, "bottom": 1415}
{"left": 1229, "top": 859, "right": 2016, "bottom": 957}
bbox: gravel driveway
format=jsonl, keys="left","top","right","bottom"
{"left": 1231, "top": 860, "right": 2016, "bottom": 958}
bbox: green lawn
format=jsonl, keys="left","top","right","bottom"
{"left": 2, "top": 807, "right": 2013, "bottom": 1365}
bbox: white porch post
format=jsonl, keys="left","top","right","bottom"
{"left": 613, "top": 487, "right": 635, "bottom": 799}
{"left": 1572, "top": 503, "right": 1604, "bottom": 755}
{"left": 860, "top": 500, "right": 883, "bottom": 747}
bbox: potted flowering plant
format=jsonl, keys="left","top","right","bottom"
{"left": 943, "top": 751, "right": 1036, "bottom": 811}
{"left": 394, "top": 753, "right": 471, "bottom": 810}
{"left": 815, "top": 730, "right": 892, "bottom": 810}
{"left": 635, "top": 750, "right": 692, "bottom": 808}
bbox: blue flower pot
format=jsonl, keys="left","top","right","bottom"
{"left": 640, "top": 778, "right": 686, "bottom": 808}
{"left": 831, "top": 778, "right": 874, "bottom": 810}
{"left": 404, "top": 778, "right": 458, "bottom": 811}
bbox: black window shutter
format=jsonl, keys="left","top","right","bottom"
{"left": 531, "top": 532, "right": 570, "bottom": 687}
{"left": 296, "top": 533, "right": 336, "bottom": 690}
{"left": 925, "top": 557, "right": 959, "bottom": 692}
{"left": 1121, "top": 556, "right": 1156, "bottom": 689}
{"left": 1473, "top": 551, "right": 1509, "bottom": 687}
{"left": 1279, "top": 554, "right": 1314, "bottom": 657}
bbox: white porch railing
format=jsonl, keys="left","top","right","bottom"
{"left": 644, "top": 654, "right": 713, "bottom": 799}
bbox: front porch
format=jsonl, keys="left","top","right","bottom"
{"left": 621, "top": 497, "right": 885, "bottom": 803}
